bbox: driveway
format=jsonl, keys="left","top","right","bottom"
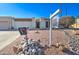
{"left": 0, "top": 31, "right": 20, "bottom": 50}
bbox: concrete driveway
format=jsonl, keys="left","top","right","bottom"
{"left": 0, "top": 31, "right": 20, "bottom": 50}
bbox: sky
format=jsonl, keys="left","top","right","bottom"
{"left": 0, "top": 3, "right": 79, "bottom": 18}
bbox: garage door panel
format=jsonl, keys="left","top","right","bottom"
{"left": 0, "top": 21, "right": 9, "bottom": 30}
{"left": 15, "top": 22, "right": 31, "bottom": 29}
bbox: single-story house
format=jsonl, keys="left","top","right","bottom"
{"left": 0, "top": 16, "right": 59, "bottom": 30}
{"left": 0, "top": 16, "right": 50, "bottom": 30}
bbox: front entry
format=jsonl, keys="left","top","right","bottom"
{"left": 36, "top": 22, "right": 40, "bottom": 28}
{"left": 46, "top": 21, "right": 49, "bottom": 28}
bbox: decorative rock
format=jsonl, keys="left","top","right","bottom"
{"left": 20, "top": 39, "right": 44, "bottom": 55}
{"left": 68, "top": 37, "right": 79, "bottom": 54}
{"left": 64, "top": 31, "right": 79, "bottom": 54}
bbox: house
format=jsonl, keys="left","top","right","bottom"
{"left": 0, "top": 16, "right": 60, "bottom": 30}
{"left": 0, "top": 16, "right": 50, "bottom": 30}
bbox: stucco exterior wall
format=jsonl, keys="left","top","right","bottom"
{"left": 40, "top": 22, "right": 46, "bottom": 29}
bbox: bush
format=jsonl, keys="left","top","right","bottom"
{"left": 59, "top": 16, "right": 75, "bottom": 28}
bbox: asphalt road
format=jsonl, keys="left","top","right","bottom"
{"left": 0, "top": 31, "right": 20, "bottom": 50}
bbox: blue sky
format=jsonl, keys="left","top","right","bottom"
{"left": 0, "top": 3, "right": 79, "bottom": 18}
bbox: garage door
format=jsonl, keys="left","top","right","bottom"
{"left": 0, "top": 21, "right": 10, "bottom": 30}
{"left": 15, "top": 22, "right": 32, "bottom": 29}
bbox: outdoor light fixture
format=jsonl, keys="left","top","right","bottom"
{"left": 49, "top": 9, "right": 61, "bottom": 47}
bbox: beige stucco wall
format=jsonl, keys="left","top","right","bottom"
{"left": 40, "top": 21, "right": 46, "bottom": 29}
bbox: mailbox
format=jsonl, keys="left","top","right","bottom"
{"left": 18, "top": 27, "right": 28, "bottom": 35}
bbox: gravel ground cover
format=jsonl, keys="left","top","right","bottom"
{"left": 0, "top": 30, "right": 75, "bottom": 55}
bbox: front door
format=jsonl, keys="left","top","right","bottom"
{"left": 36, "top": 22, "right": 40, "bottom": 28}
{"left": 46, "top": 21, "right": 49, "bottom": 28}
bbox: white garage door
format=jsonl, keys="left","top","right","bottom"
{"left": 15, "top": 22, "right": 32, "bottom": 29}
{"left": 0, "top": 21, "right": 10, "bottom": 30}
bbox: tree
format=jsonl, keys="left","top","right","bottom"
{"left": 59, "top": 16, "right": 75, "bottom": 28}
